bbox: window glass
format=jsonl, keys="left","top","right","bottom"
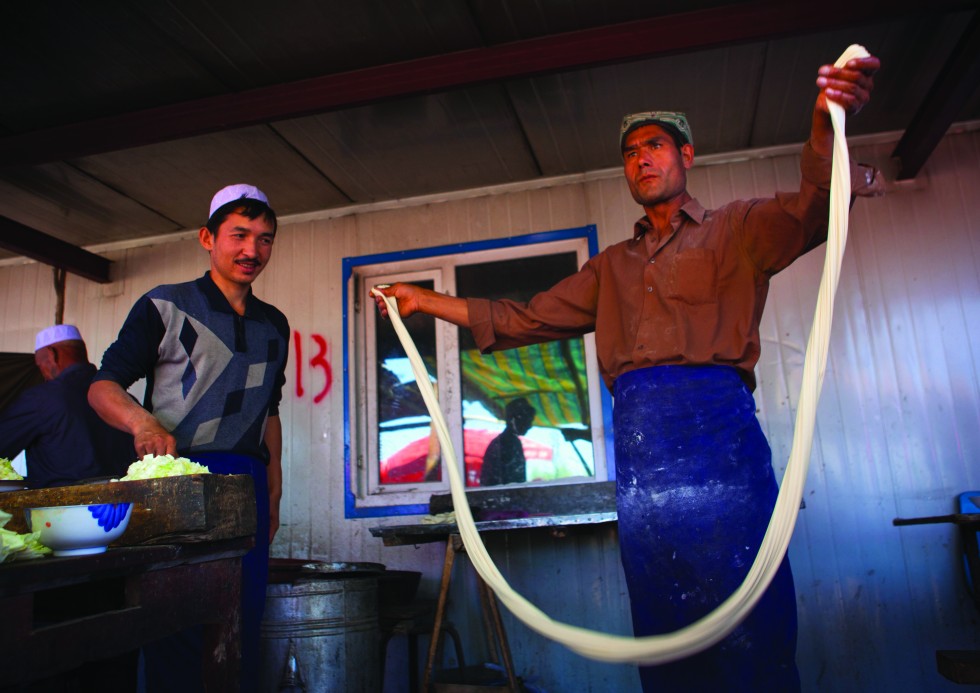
{"left": 343, "top": 227, "right": 608, "bottom": 517}
{"left": 376, "top": 280, "right": 442, "bottom": 485}
{"left": 455, "top": 254, "right": 594, "bottom": 487}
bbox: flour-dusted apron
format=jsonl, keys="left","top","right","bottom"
{"left": 613, "top": 365, "right": 800, "bottom": 692}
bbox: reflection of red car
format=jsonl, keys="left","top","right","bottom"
{"left": 380, "top": 429, "right": 552, "bottom": 486}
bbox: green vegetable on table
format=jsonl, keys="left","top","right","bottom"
{"left": 118, "top": 454, "right": 211, "bottom": 480}
{"left": 0, "top": 509, "right": 51, "bottom": 563}
{"left": 0, "top": 457, "right": 24, "bottom": 481}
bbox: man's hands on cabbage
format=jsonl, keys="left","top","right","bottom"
{"left": 118, "top": 454, "right": 211, "bottom": 481}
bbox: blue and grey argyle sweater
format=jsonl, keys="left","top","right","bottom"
{"left": 95, "top": 273, "right": 289, "bottom": 460}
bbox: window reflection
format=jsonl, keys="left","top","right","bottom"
{"left": 376, "top": 281, "right": 441, "bottom": 485}
{"left": 456, "top": 254, "right": 595, "bottom": 487}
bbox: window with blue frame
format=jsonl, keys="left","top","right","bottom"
{"left": 342, "top": 226, "right": 612, "bottom": 518}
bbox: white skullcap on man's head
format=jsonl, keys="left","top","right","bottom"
{"left": 208, "top": 183, "right": 270, "bottom": 220}
{"left": 35, "top": 324, "right": 82, "bottom": 351}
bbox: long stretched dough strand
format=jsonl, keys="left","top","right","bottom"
{"left": 372, "top": 44, "right": 869, "bottom": 665}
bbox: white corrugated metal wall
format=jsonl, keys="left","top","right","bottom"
{"left": 0, "top": 126, "right": 977, "bottom": 692}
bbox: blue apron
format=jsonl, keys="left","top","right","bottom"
{"left": 194, "top": 452, "right": 269, "bottom": 693}
{"left": 142, "top": 453, "right": 269, "bottom": 693}
{"left": 613, "top": 366, "right": 800, "bottom": 692}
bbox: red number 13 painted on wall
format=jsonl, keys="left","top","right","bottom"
{"left": 293, "top": 331, "right": 332, "bottom": 404}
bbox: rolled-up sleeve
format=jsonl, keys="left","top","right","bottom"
{"left": 467, "top": 298, "right": 496, "bottom": 352}
{"left": 799, "top": 141, "right": 882, "bottom": 197}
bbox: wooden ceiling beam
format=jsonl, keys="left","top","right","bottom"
{"left": 0, "top": 0, "right": 961, "bottom": 167}
{"left": 892, "top": 10, "right": 980, "bottom": 179}
{"left": 0, "top": 217, "right": 112, "bottom": 284}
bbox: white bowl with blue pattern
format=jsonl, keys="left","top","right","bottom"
{"left": 27, "top": 503, "right": 133, "bottom": 556}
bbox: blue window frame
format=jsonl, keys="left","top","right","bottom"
{"left": 342, "top": 225, "right": 613, "bottom": 518}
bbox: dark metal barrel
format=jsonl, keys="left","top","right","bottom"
{"left": 261, "top": 561, "right": 381, "bottom": 692}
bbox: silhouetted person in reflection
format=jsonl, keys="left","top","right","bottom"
{"left": 480, "top": 397, "right": 535, "bottom": 486}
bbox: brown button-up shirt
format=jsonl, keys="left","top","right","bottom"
{"left": 468, "top": 143, "right": 881, "bottom": 391}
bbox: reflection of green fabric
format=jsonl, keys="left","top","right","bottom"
{"left": 460, "top": 339, "right": 589, "bottom": 428}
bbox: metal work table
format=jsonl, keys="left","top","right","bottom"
{"left": 894, "top": 500, "right": 980, "bottom": 685}
{"left": 370, "top": 510, "right": 617, "bottom": 546}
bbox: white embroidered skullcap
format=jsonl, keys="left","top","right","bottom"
{"left": 208, "top": 184, "right": 270, "bottom": 220}
{"left": 35, "top": 324, "right": 82, "bottom": 351}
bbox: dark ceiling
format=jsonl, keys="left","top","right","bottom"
{"left": 1, "top": 0, "right": 978, "bottom": 282}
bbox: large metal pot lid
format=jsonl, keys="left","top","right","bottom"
{"left": 301, "top": 561, "right": 386, "bottom": 576}
{"left": 267, "top": 558, "right": 386, "bottom": 583}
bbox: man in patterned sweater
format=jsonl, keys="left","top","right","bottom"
{"left": 89, "top": 183, "right": 288, "bottom": 692}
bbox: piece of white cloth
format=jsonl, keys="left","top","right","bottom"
{"left": 372, "top": 44, "right": 868, "bottom": 664}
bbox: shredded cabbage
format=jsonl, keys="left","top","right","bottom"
{"left": 0, "top": 509, "right": 51, "bottom": 563}
{"left": 118, "top": 454, "right": 211, "bottom": 480}
{"left": 0, "top": 457, "right": 24, "bottom": 481}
